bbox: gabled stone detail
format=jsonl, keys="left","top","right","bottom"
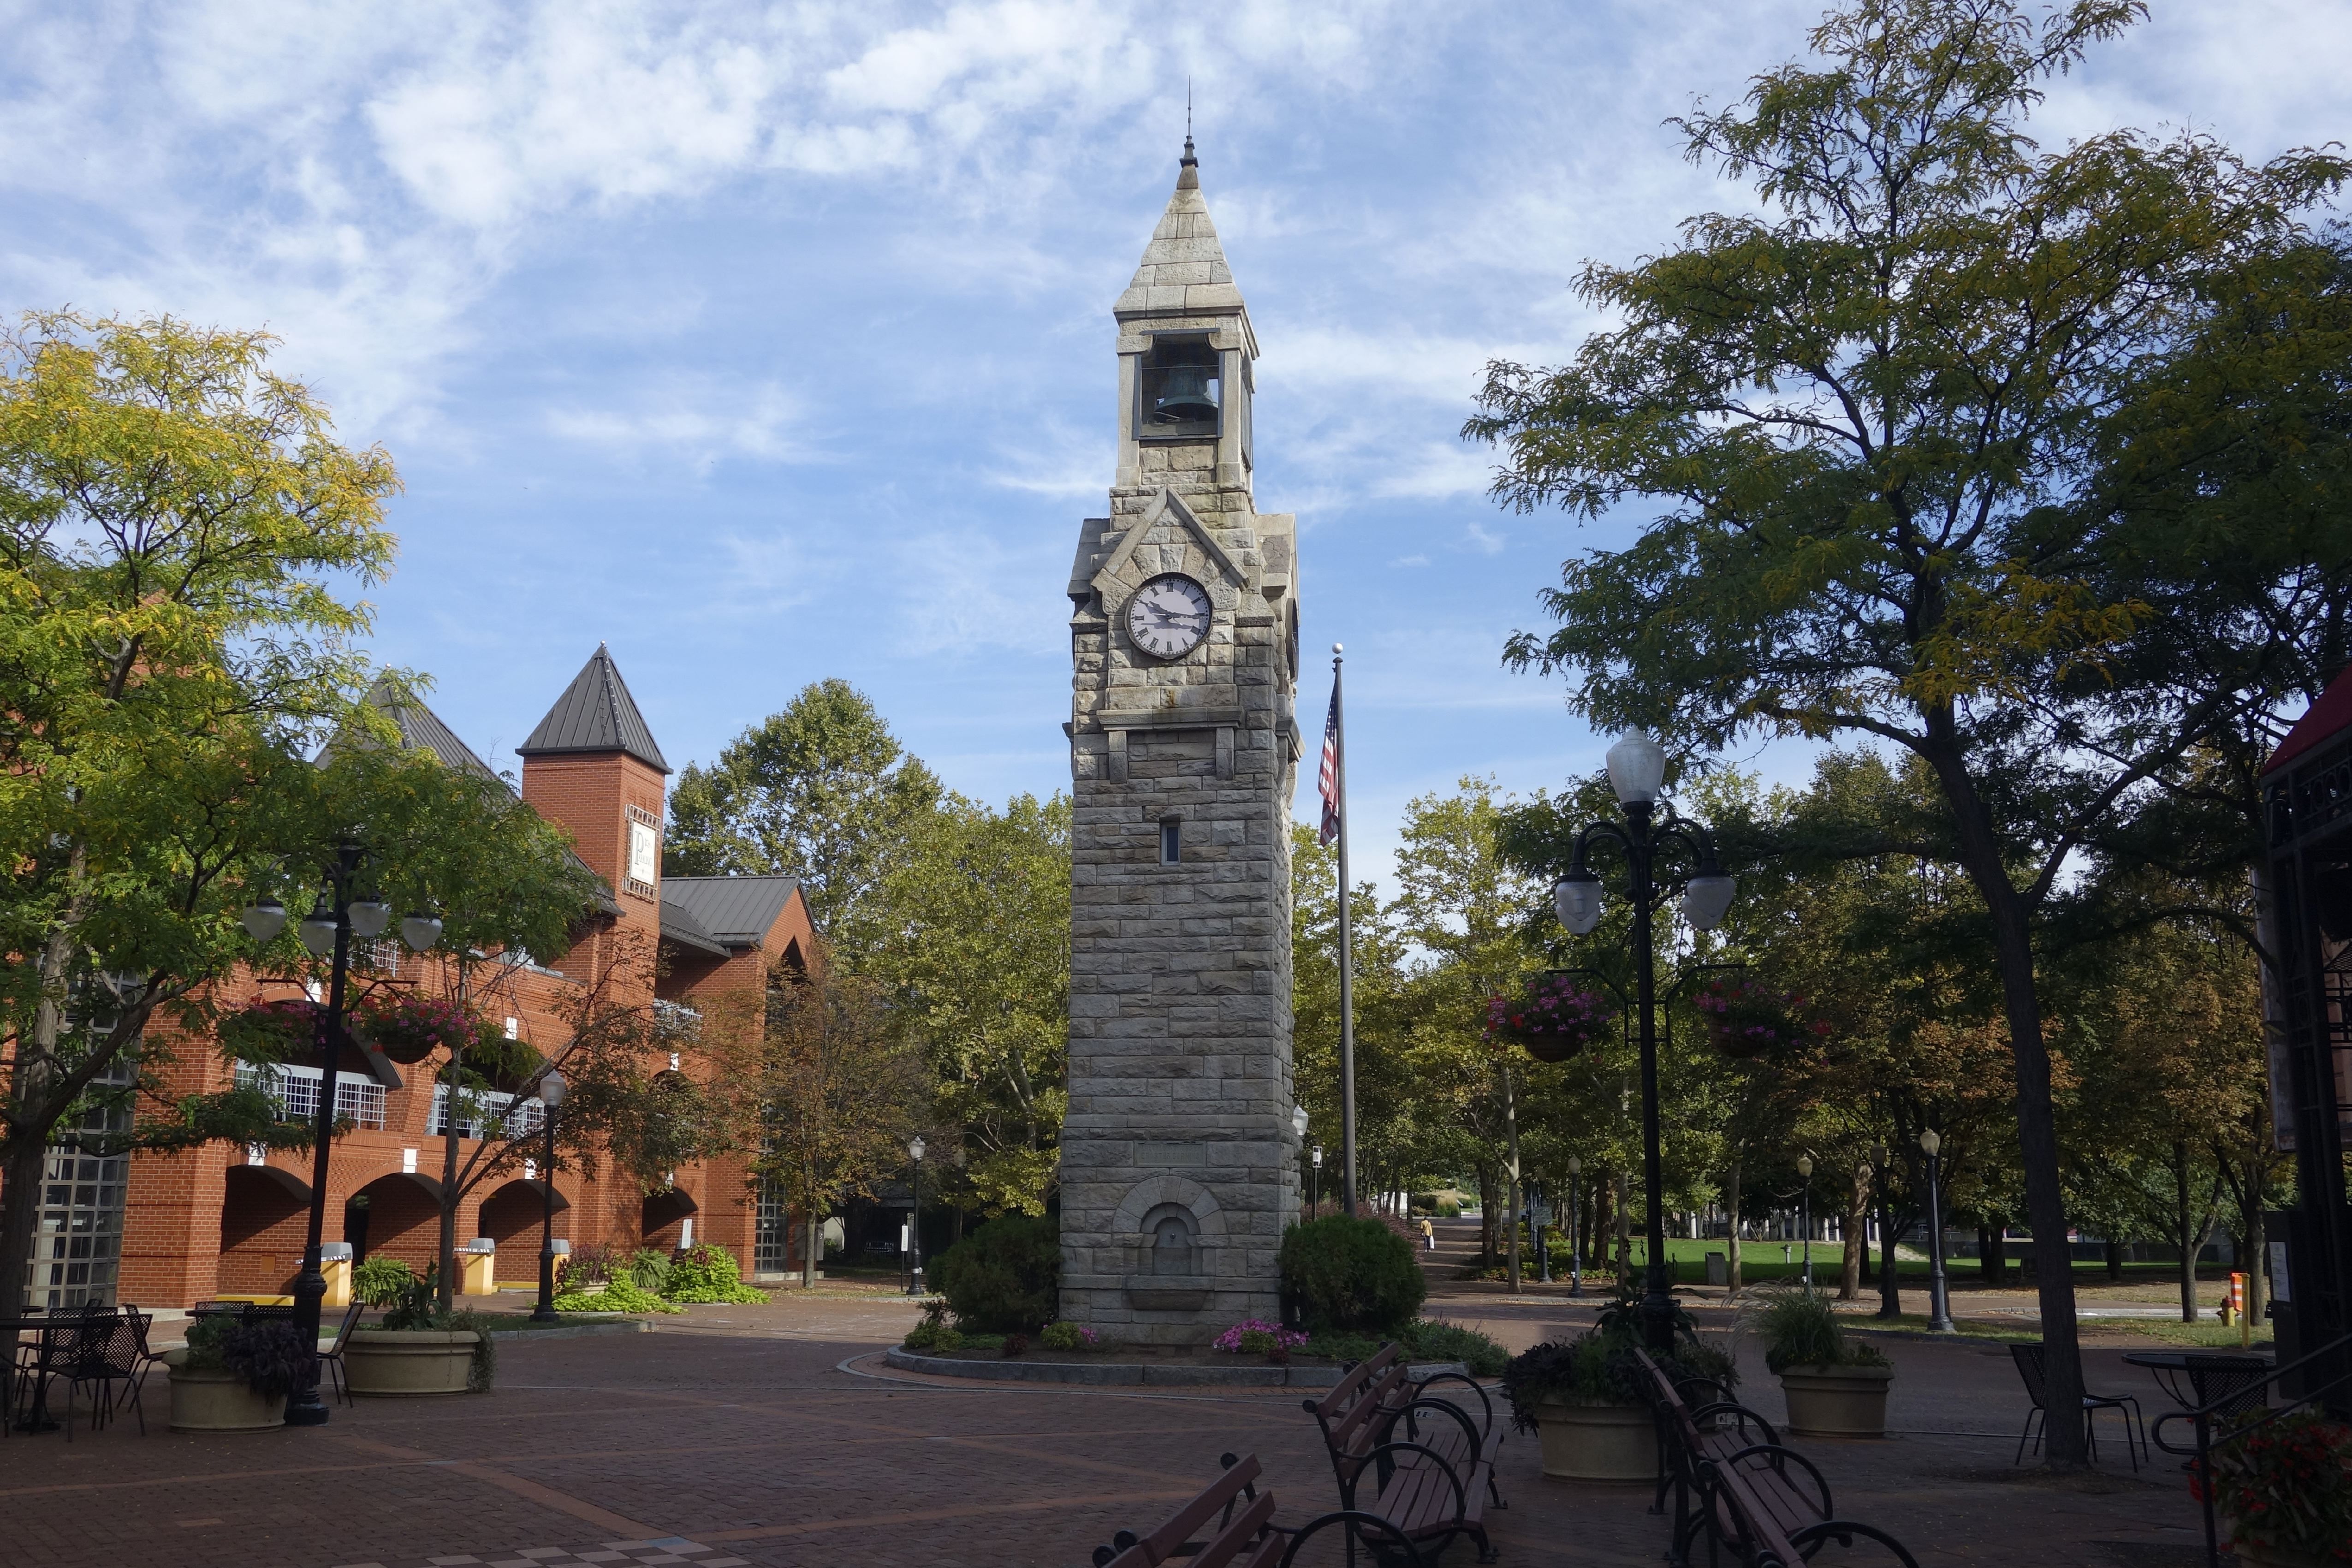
{"left": 1092, "top": 487, "right": 1247, "bottom": 598}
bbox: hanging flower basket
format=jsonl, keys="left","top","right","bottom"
{"left": 461, "top": 1031, "right": 547, "bottom": 1093}
{"left": 1691, "top": 976, "right": 1825, "bottom": 1058}
{"left": 350, "top": 991, "right": 493, "bottom": 1066}
{"left": 217, "top": 998, "right": 330, "bottom": 1068}
{"left": 1485, "top": 974, "right": 1616, "bottom": 1063}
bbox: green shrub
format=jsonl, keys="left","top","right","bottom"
{"left": 663, "top": 1245, "right": 767, "bottom": 1304}
{"left": 184, "top": 1313, "right": 312, "bottom": 1400}
{"left": 1279, "top": 1215, "right": 1425, "bottom": 1332}
{"left": 1743, "top": 1288, "right": 1886, "bottom": 1374}
{"left": 932, "top": 1214, "right": 1061, "bottom": 1332}
{"left": 352, "top": 1255, "right": 416, "bottom": 1307}
{"left": 626, "top": 1247, "right": 674, "bottom": 1292}
{"left": 903, "top": 1308, "right": 965, "bottom": 1353}
{"left": 1039, "top": 1320, "right": 1095, "bottom": 1351}
{"left": 1500, "top": 1323, "right": 1736, "bottom": 1430}
{"left": 1405, "top": 1318, "right": 1508, "bottom": 1378}
{"left": 552, "top": 1272, "right": 684, "bottom": 1314}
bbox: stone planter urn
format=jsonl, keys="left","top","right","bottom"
{"left": 344, "top": 1330, "right": 481, "bottom": 1396}
{"left": 1533, "top": 1399, "right": 1657, "bottom": 1481}
{"left": 2225, "top": 1534, "right": 2335, "bottom": 1568}
{"left": 1777, "top": 1363, "right": 1893, "bottom": 1437}
{"left": 162, "top": 1348, "right": 287, "bottom": 1432}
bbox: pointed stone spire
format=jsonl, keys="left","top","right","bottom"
{"left": 1114, "top": 138, "right": 1246, "bottom": 322}
{"left": 518, "top": 642, "right": 670, "bottom": 773}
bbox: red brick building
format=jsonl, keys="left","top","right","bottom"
{"left": 26, "top": 646, "right": 812, "bottom": 1310}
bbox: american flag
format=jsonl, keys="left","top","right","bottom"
{"left": 1318, "top": 683, "right": 1343, "bottom": 847}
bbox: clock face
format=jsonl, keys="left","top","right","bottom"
{"left": 1126, "top": 573, "right": 1213, "bottom": 659}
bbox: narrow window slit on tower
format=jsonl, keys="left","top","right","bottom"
{"left": 1160, "top": 819, "right": 1182, "bottom": 865}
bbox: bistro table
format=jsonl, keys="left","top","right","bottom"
{"left": 2122, "top": 1348, "right": 2274, "bottom": 1419}
{"left": 3, "top": 1313, "right": 84, "bottom": 1433}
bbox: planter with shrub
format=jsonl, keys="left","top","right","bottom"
{"left": 2204, "top": 1407, "right": 2352, "bottom": 1568}
{"left": 1278, "top": 1215, "right": 1425, "bottom": 1334}
{"left": 166, "top": 1314, "right": 308, "bottom": 1432}
{"left": 1744, "top": 1289, "right": 1891, "bottom": 1437}
{"left": 1503, "top": 1302, "right": 1735, "bottom": 1481}
{"left": 932, "top": 1214, "right": 1061, "bottom": 1333}
{"left": 346, "top": 1264, "right": 492, "bottom": 1396}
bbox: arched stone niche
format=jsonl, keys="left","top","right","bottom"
{"left": 1113, "top": 1176, "right": 1224, "bottom": 1311}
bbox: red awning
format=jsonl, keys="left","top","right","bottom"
{"left": 2263, "top": 666, "right": 2352, "bottom": 777}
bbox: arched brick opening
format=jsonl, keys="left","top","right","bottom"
{"left": 479, "top": 1179, "right": 568, "bottom": 1251}
{"left": 218, "top": 1165, "right": 312, "bottom": 1295}
{"left": 344, "top": 1173, "right": 444, "bottom": 1275}
{"left": 641, "top": 1187, "right": 698, "bottom": 1252}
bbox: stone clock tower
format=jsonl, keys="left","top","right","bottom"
{"left": 1061, "top": 140, "right": 1302, "bottom": 1344}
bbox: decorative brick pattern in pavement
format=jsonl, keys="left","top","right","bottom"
{"left": 0, "top": 1285, "right": 2227, "bottom": 1567}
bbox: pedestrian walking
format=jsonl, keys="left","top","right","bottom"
{"left": 1421, "top": 1217, "right": 1436, "bottom": 1252}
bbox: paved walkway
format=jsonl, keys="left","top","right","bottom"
{"left": 0, "top": 1285, "right": 2222, "bottom": 1568}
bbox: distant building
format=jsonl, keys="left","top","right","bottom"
{"left": 27, "top": 645, "right": 813, "bottom": 1310}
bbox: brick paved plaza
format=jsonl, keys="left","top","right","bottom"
{"left": 0, "top": 1262, "right": 2227, "bottom": 1568}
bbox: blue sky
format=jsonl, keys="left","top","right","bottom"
{"left": 4, "top": 0, "right": 2345, "bottom": 887}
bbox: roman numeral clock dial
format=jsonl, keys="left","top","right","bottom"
{"left": 1125, "top": 573, "right": 1212, "bottom": 659}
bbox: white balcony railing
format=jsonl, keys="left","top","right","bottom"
{"left": 234, "top": 1061, "right": 387, "bottom": 1131}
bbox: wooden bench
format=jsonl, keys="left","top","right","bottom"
{"left": 1632, "top": 1348, "right": 1918, "bottom": 1568}
{"left": 1084, "top": 1452, "right": 1429, "bottom": 1568}
{"left": 1301, "top": 1344, "right": 1501, "bottom": 1563}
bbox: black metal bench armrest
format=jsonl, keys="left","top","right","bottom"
{"left": 1409, "top": 1369, "right": 1496, "bottom": 1434}
{"left": 1712, "top": 1442, "right": 1833, "bottom": 1520}
{"left": 1785, "top": 1519, "right": 1922, "bottom": 1568}
{"left": 1276, "top": 1510, "right": 1429, "bottom": 1568}
{"left": 1353, "top": 1442, "right": 1469, "bottom": 1522}
{"left": 1688, "top": 1400, "right": 1782, "bottom": 1447}
{"left": 1380, "top": 1395, "right": 1484, "bottom": 1457}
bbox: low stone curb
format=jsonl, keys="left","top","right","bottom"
{"left": 481, "top": 1318, "right": 652, "bottom": 1341}
{"left": 880, "top": 1346, "right": 1469, "bottom": 1387}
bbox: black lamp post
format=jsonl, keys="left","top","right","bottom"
{"left": 1796, "top": 1152, "right": 1815, "bottom": 1292}
{"left": 1921, "top": 1128, "right": 1955, "bottom": 1331}
{"left": 239, "top": 844, "right": 437, "bottom": 1429}
{"left": 906, "top": 1136, "right": 927, "bottom": 1296}
{"left": 531, "top": 1069, "right": 566, "bottom": 1322}
{"left": 1551, "top": 733, "right": 1738, "bottom": 1352}
{"left": 1565, "top": 1155, "right": 1583, "bottom": 1297}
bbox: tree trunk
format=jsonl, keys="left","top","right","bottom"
{"left": 1502, "top": 1064, "right": 1522, "bottom": 1295}
{"left": 2175, "top": 1144, "right": 2198, "bottom": 1324}
{"left": 2104, "top": 1238, "right": 2124, "bottom": 1283}
{"left": 1878, "top": 1199, "right": 1902, "bottom": 1318}
{"left": 0, "top": 1134, "right": 49, "bottom": 1337}
{"left": 1725, "top": 1156, "right": 1744, "bottom": 1295}
{"left": 2244, "top": 1204, "right": 2267, "bottom": 1323}
{"left": 803, "top": 1160, "right": 820, "bottom": 1290}
{"left": 1980, "top": 1224, "right": 2006, "bottom": 1286}
{"left": 1477, "top": 1166, "right": 1497, "bottom": 1267}
{"left": 1614, "top": 1171, "right": 1633, "bottom": 1286}
{"left": 1928, "top": 733, "right": 2086, "bottom": 1463}
{"left": 1840, "top": 1166, "right": 1867, "bottom": 1301}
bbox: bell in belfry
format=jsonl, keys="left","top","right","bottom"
{"left": 1154, "top": 364, "right": 1218, "bottom": 422}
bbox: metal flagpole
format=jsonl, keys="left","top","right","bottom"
{"left": 1323, "top": 645, "right": 1359, "bottom": 1217}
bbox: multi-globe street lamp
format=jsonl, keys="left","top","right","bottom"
{"left": 1920, "top": 1128, "right": 1955, "bottom": 1332}
{"left": 239, "top": 843, "right": 441, "bottom": 1428}
{"left": 531, "top": 1069, "right": 566, "bottom": 1322}
{"left": 1551, "top": 733, "right": 1738, "bottom": 1351}
{"left": 1796, "top": 1152, "right": 1815, "bottom": 1292}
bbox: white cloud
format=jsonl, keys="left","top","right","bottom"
{"left": 544, "top": 376, "right": 811, "bottom": 466}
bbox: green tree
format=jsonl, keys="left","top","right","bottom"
{"left": 1463, "top": 0, "right": 2343, "bottom": 1457}
{"left": 662, "top": 680, "right": 943, "bottom": 958}
{"left": 754, "top": 952, "right": 927, "bottom": 1288}
{"left": 0, "top": 312, "right": 401, "bottom": 1323}
{"left": 866, "top": 792, "right": 1071, "bottom": 1218}
{"left": 1291, "top": 824, "right": 1414, "bottom": 1217}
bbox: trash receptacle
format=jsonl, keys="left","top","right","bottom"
{"left": 1706, "top": 1251, "right": 1728, "bottom": 1287}
{"left": 459, "top": 1238, "right": 497, "bottom": 1296}
{"left": 322, "top": 1241, "right": 354, "bottom": 1307}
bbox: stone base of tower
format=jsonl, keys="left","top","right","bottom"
{"left": 1058, "top": 1147, "right": 1300, "bottom": 1347}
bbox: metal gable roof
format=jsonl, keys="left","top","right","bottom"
{"left": 658, "top": 895, "right": 732, "bottom": 958}
{"left": 659, "top": 875, "right": 801, "bottom": 949}
{"left": 517, "top": 644, "right": 671, "bottom": 774}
